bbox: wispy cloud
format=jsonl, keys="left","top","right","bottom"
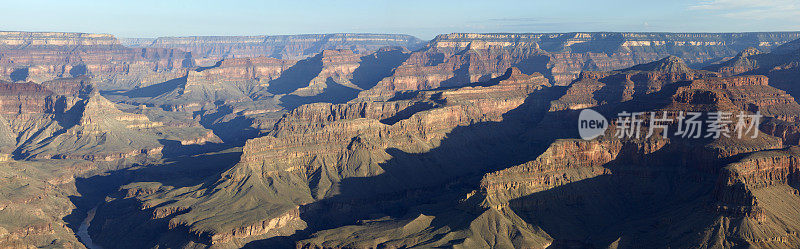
{"left": 689, "top": 0, "right": 800, "bottom": 20}
{"left": 690, "top": 0, "right": 794, "bottom": 10}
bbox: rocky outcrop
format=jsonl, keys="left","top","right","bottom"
{"left": 85, "top": 41, "right": 800, "bottom": 248}
{"left": 481, "top": 139, "right": 623, "bottom": 206}
{"left": 103, "top": 47, "right": 413, "bottom": 146}
{"left": 707, "top": 47, "right": 765, "bottom": 76}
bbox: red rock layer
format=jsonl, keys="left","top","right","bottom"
{"left": 0, "top": 31, "right": 191, "bottom": 90}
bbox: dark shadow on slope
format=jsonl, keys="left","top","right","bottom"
{"left": 69, "top": 64, "right": 88, "bottom": 77}
{"left": 424, "top": 53, "right": 446, "bottom": 67}
{"left": 514, "top": 55, "right": 555, "bottom": 83}
{"left": 386, "top": 91, "right": 422, "bottom": 101}
{"left": 12, "top": 96, "right": 90, "bottom": 160}
{"left": 63, "top": 143, "right": 243, "bottom": 249}
{"left": 439, "top": 59, "right": 471, "bottom": 89}
{"left": 767, "top": 70, "right": 800, "bottom": 100}
{"left": 157, "top": 139, "right": 232, "bottom": 158}
{"left": 591, "top": 73, "right": 629, "bottom": 105}
{"left": 10, "top": 68, "right": 29, "bottom": 82}
{"left": 194, "top": 104, "right": 266, "bottom": 145}
{"left": 122, "top": 76, "right": 188, "bottom": 99}
{"left": 195, "top": 60, "right": 222, "bottom": 72}
{"left": 508, "top": 140, "right": 720, "bottom": 249}
{"left": 278, "top": 79, "right": 360, "bottom": 110}
{"left": 267, "top": 54, "right": 323, "bottom": 95}
{"left": 471, "top": 67, "right": 513, "bottom": 87}
{"left": 379, "top": 101, "right": 437, "bottom": 125}
{"left": 350, "top": 48, "right": 411, "bottom": 90}
{"left": 398, "top": 67, "right": 513, "bottom": 94}
{"left": 241, "top": 235, "right": 303, "bottom": 249}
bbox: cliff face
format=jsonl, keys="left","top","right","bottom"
{"left": 0, "top": 31, "right": 192, "bottom": 90}
{"left": 711, "top": 147, "right": 800, "bottom": 247}
{"left": 471, "top": 74, "right": 800, "bottom": 248}
{"left": 359, "top": 32, "right": 800, "bottom": 100}
{"left": 143, "top": 33, "right": 424, "bottom": 62}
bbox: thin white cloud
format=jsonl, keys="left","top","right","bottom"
{"left": 690, "top": 0, "right": 799, "bottom": 10}
{"left": 690, "top": 0, "right": 800, "bottom": 20}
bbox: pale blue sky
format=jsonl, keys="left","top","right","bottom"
{"left": 1, "top": 0, "right": 798, "bottom": 39}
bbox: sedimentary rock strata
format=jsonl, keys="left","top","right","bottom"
{"left": 0, "top": 32, "right": 193, "bottom": 90}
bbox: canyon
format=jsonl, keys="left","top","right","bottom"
{"left": 2, "top": 31, "right": 800, "bottom": 249}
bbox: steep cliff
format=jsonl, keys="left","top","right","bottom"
{"left": 5, "top": 31, "right": 800, "bottom": 249}
{"left": 710, "top": 147, "right": 800, "bottom": 247}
